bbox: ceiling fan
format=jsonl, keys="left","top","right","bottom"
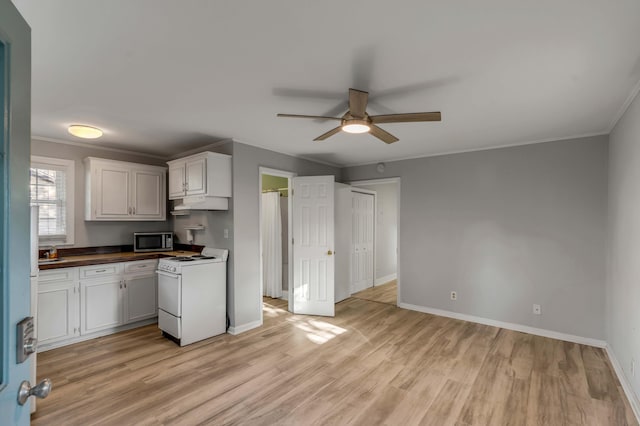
{"left": 277, "top": 88, "right": 441, "bottom": 144}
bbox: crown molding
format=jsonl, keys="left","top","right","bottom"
{"left": 31, "top": 135, "right": 167, "bottom": 160}
{"left": 341, "top": 132, "right": 609, "bottom": 168}
{"left": 607, "top": 77, "right": 640, "bottom": 134}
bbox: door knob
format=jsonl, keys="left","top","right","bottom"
{"left": 17, "top": 378, "right": 52, "bottom": 406}
{"left": 327, "top": 250, "right": 333, "bottom": 256}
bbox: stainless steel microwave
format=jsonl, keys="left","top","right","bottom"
{"left": 134, "top": 232, "right": 173, "bottom": 252}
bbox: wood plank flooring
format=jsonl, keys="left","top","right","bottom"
{"left": 352, "top": 280, "right": 397, "bottom": 305}
{"left": 32, "top": 296, "right": 636, "bottom": 425}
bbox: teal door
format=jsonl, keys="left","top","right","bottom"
{"left": 0, "top": 1, "right": 32, "bottom": 424}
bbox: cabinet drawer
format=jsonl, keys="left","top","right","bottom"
{"left": 125, "top": 260, "right": 158, "bottom": 275}
{"left": 80, "top": 263, "right": 123, "bottom": 279}
{"left": 39, "top": 268, "right": 79, "bottom": 284}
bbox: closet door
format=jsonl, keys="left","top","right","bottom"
{"left": 351, "top": 191, "right": 375, "bottom": 293}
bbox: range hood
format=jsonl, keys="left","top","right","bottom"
{"left": 172, "top": 195, "right": 229, "bottom": 212}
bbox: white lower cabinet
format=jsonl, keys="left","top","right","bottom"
{"left": 81, "top": 278, "right": 124, "bottom": 334}
{"left": 37, "top": 275, "right": 80, "bottom": 346}
{"left": 38, "top": 260, "right": 158, "bottom": 351}
{"left": 124, "top": 273, "right": 158, "bottom": 323}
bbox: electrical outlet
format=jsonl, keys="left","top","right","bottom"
{"left": 533, "top": 304, "right": 541, "bottom": 315}
{"left": 450, "top": 291, "right": 457, "bottom": 301}
{"left": 224, "top": 229, "right": 229, "bottom": 239}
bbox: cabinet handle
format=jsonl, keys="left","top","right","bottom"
{"left": 124, "top": 282, "right": 127, "bottom": 289}
{"left": 128, "top": 207, "right": 132, "bottom": 215}
{"left": 132, "top": 207, "right": 136, "bottom": 215}
{"left": 96, "top": 269, "right": 106, "bottom": 273}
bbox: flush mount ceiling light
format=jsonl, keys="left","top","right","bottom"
{"left": 68, "top": 125, "right": 103, "bottom": 139}
{"left": 342, "top": 119, "right": 371, "bottom": 134}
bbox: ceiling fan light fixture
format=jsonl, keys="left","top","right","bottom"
{"left": 68, "top": 124, "right": 103, "bottom": 139}
{"left": 342, "top": 120, "right": 370, "bottom": 134}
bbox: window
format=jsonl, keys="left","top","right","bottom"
{"left": 30, "top": 156, "right": 75, "bottom": 245}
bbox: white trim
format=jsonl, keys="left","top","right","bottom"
{"left": 341, "top": 132, "right": 608, "bottom": 168}
{"left": 398, "top": 302, "right": 607, "bottom": 348}
{"left": 31, "top": 155, "right": 76, "bottom": 246}
{"left": 228, "top": 319, "right": 263, "bottom": 335}
{"left": 259, "top": 167, "right": 296, "bottom": 318}
{"left": 347, "top": 178, "right": 401, "bottom": 186}
{"left": 32, "top": 136, "right": 166, "bottom": 160}
{"left": 375, "top": 273, "right": 397, "bottom": 286}
{"left": 607, "top": 78, "right": 640, "bottom": 133}
{"left": 165, "top": 139, "right": 233, "bottom": 160}
{"left": 234, "top": 137, "right": 342, "bottom": 168}
{"left": 605, "top": 345, "right": 640, "bottom": 423}
{"left": 349, "top": 177, "right": 401, "bottom": 307}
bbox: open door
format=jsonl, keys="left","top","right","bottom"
{"left": 0, "top": 2, "right": 39, "bottom": 423}
{"left": 292, "top": 176, "right": 335, "bottom": 316}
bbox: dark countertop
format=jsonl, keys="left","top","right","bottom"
{"left": 38, "top": 250, "right": 199, "bottom": 270}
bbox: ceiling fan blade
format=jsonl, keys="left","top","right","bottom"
{"left": 369, "top": 125, "right": 399, "bottom": 144}
{"left": 370, "top": 112, "right": 441, "bottom": 124}
{"left": 349, "top": 88, "right": 369, "bottom": 119}
{"left": 313, "top": 126, "right": 343, "bottom": 141}
{"left": 277, "top": 113, "right": 341, "bottom": 121}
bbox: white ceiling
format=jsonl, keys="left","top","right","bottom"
{"left": 13, "top": 0, "right": 640, "bottom": 166}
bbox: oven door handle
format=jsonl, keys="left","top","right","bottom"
{"left": 156, "top": 270, "right": 180, "bottom": 278}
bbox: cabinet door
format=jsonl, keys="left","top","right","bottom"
{"left": 124, "top": 274, "right": 157, "bottom": 324}
{"left": 80, "top": 279, "right": 124, "bottom": 334}
{"left": 168, "top": 162, "right": 186, "bottom": 200}
{"left": 185, "top": 158, "right": 206, "bottom": 196}
{"left": 94, "top": 162, "right": 131, "bottom": 219}
{"left": 37, "top": 282, "right": 79, "bottom": 345}
{"left": 132, "top": 169, "right": 165, "bottom": 219}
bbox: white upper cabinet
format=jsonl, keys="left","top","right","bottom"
{"left": 85, "top": 157, "right": 167, "bottom": 221}
{"left": 167, "top": 151, "right": 232, "bottom": 201}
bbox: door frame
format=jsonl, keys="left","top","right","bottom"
{"left": 348, "top": 178, "right": 401, "bottom": 306}
{"left": 350, "top": 187, "right": 376, "bottom": 293}
{"left": 258, "top": 167, "right": 296, "bottom": 317}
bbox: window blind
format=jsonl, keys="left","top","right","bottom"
{"left": 30, "top": 165, "right": 68, "bottom": 242}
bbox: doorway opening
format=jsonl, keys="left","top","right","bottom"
{"left": 259, "top": 168, "right": 296, "bottom": 324}
{"left": 349, "top": 178, "right": 400, "bottom": 306}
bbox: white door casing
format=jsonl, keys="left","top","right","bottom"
{"left": 292, "top": 176, "right": 335, "bottom": 316}
{"left": 351, "top": 191, "right": 375, "bottom": 293}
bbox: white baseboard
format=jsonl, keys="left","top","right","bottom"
{"left": 375, "top": 273, "right": 397, "bottom": 286}
{"left": 605, "top": 345, "right": 640, "bottom": 423}
{"left": 38, "top": 318, "right": 158, "bottom": 352}
{"left": 228, "top": 319, "right": 263, "bottom": 335}
{"left": 281, "top": 290, "right": 288, "bottom": 300}
{"left": 398, "top": 302, "right": 607, "bottom": 348}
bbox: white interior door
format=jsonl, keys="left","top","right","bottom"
{"left": 292, "top": 176, "right": 335, "bottom": 316}
{"left": 351, "top": 191, "right": 375, "bottom": 293}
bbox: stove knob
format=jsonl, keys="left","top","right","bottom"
{"left": 171, "top": 266, "right": 176, "bottom": 272}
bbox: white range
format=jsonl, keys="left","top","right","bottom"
{"left": 157, "top": 247, "right": 228, "bottom": 346}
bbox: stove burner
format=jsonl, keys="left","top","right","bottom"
{"left": 172, "top": 256, "right": 195, "bottom": 262}
{"left": 191, "top": 255, "right": 216, "bottom": 260}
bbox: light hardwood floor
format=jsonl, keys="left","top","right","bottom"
{"left": 32, "top": 297, "right": 637, "bottom": 425}
{"left": 352, "top": 280, "right": 397, "bottom": 305}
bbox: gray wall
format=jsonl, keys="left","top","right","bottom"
{"left": 343, "top": 136, "right": 608, "bottom": 339}
{"left": 607, "top": 91, "right": 640, "bottom": 396}
{"left": 230, "top": 141, "right": 341, "bottom": 328}
{"left": 31, "top": 138, "right": 171, "bottom": 247}
{"left": 353, "top": 182, "right": 398, "bottom": 282}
